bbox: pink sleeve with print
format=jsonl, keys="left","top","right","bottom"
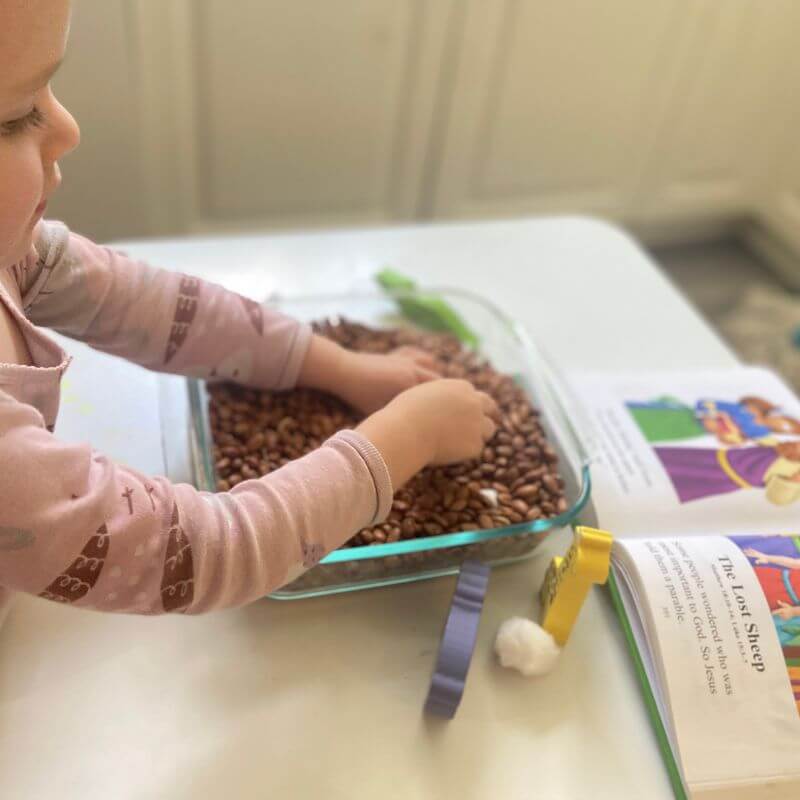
{"left": 0, "top": 222, "right": 393, "bottom": 614}
{"left": 22, "top": 221, "right": 309, "bottom": 389}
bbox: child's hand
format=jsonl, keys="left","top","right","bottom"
{"left": 335, "top": 346, "right": 440, "bottom": 414}
{"left": 388, "top": 379, "right": 498, "bottom": 465}
{"left": 357, "top": 379, "right": 498, "bottom": 488}
{"left": 297, "top": 335, "right": 440, "bottom": 413}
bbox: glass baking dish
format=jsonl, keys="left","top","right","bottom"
{"left": 185, "top": 288, "right": 591, "bottom": 599}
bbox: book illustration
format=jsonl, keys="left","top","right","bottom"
{"left": 625, "top": 396, "right": 705, "bottom": 442}
{"left": 733, "top": 534, "right": 800, "bottom": 713}
{"left": 574, "top": 358, "right": 800, "bottom": 797}
{"left": 626, "top": 395, "right": 800, "bottom": 445}
{"left": 622, "top": 384, "right": 800, "bottom": 508}
{"left": 654, "top": 441, "right": 800, "bottom": 506}
{"left": 573, "top": 368, "right": 800, "bottom": 536}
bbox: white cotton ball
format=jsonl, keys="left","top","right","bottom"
{"left": 495, "top": 617, "right": 561, "bottom": 677}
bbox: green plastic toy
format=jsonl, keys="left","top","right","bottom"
{"left": 375, "top": 269, "right": 480, "bottom": 348}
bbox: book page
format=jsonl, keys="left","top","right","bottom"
{"left": 615, "top": 536, "right": 800, "bottom": 797}
{"left": 571, "top": 368, "right": 800, "bottom": 536}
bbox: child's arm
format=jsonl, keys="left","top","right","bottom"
{"left": 0, "top": 379, "right": 495, "bottom": 614}
{"left": 18, "top": 221, "right": 367, "bottom": 395}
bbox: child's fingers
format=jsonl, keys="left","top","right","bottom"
{"left": 479, "top": 391, "right": 500, "bottom": 420}
{"left": 392, "top": 345, "right": 425, "bottom": 358}
{"left": 393, "top": 346, "right": 438, "bottom": 371}
{"left": 481, "top": 416, "right": 497, "bottom": 441}
{"left": 415, "top": 354, "right": 439, "bottom": 371}
{"left": 414, "top": 367, "right": 441, "bottom": 383}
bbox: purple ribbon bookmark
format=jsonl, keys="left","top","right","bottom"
{"left": 424, "top": 560, "right": 491, "bottom": 719}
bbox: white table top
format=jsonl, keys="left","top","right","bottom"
{"left": 0, "top": 217, "right": 738, "bottom": 800}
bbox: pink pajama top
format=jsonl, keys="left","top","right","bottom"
{"left": 0, "top": 221, "right": 392, "bottom": 617}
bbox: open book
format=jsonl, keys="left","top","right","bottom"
{"left": 570, "top": 367, "right": 800, "bottom": 799}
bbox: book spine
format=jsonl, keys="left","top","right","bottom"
{"left": 607, "top": 571, "right": 688, "bottom": 800}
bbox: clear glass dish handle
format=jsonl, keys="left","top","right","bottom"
{"left": 510, "top": 322, "right": 598, "bottom": 465}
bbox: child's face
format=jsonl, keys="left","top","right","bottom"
{"left": 0, "top": 0, "right": 79, "bottom": 268}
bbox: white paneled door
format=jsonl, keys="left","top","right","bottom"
{"left": 427, "top": 0, "right": 686, "bottom": 221}
{"left": 427, "top": 0, "right": 800, "bottom": 232}
{"left": 132, "top": 0, "right": 457, "bottom": 235}
{"left": 48, "top": 0, "right": 149, "bottom": 241}
{"left": 47, "top": 0, "right": 800, "bottom": 260}
{"left": 629, "top": 0, "right": 799, "bottom": 225}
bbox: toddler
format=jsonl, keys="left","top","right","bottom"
{"left": 0, "top": 0, "right": 497, "bottom": 616}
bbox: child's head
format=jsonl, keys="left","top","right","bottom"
{"left": 0, "top": 0, "right": 80, "bottom": 268}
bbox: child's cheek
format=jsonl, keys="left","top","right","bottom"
{"left": 0, "top": 140, "right": 44, "bottom": 266}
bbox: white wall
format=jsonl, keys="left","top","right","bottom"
{"left": 47, "top": 0, "right": 800, "bottom": 258}
{"left": 50, "top": 0, "right": 150, "bottom": 239}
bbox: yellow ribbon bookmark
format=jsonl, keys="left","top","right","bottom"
{"left": 539, "top": 526, "right": 613, "bottom": 645}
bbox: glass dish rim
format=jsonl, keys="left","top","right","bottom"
{"left": 186, "top": 285, "right": 592, "bottom": 562}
